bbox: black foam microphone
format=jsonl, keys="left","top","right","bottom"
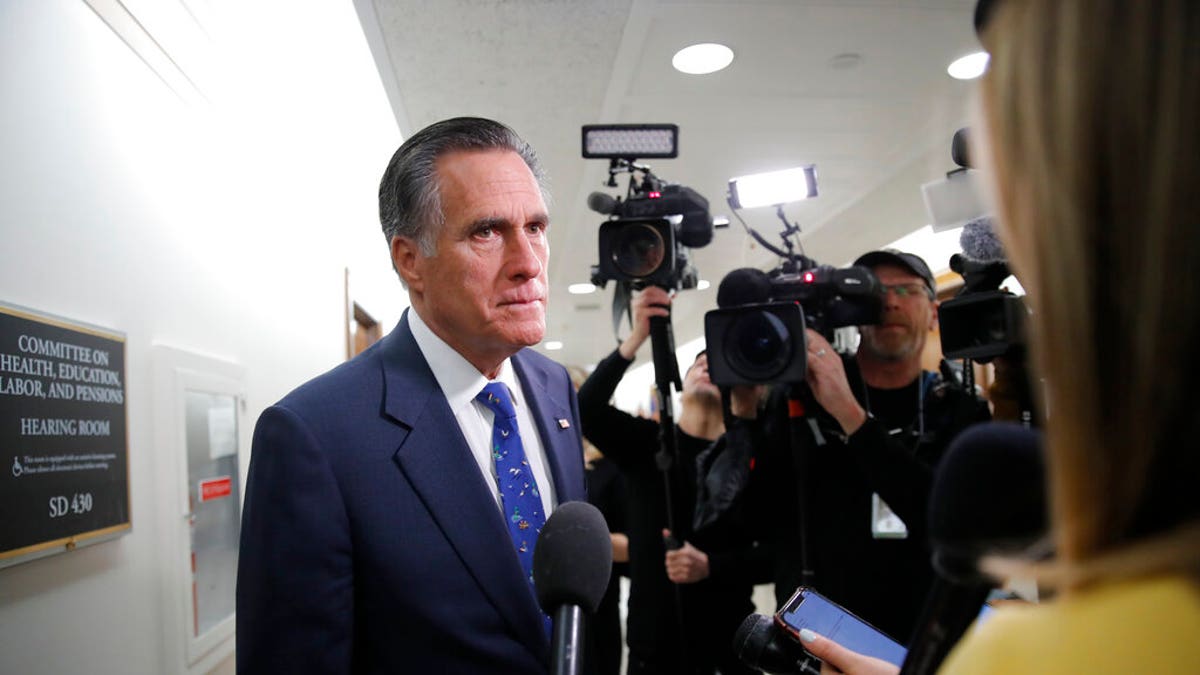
{"left": 899, "top": 422, "right": 1046, "bottom": 675}
{"left": 587, "top": 191, "right": 619, "bottom": 215}
{"left": 532, "top": 501, "right": 613, "bottom": 675}
{"left": 717, "top": 267, "right": 773, "bottom": 309}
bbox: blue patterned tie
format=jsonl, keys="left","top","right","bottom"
{"left": 476, "top": 382, "right": 548, "bottom": 590}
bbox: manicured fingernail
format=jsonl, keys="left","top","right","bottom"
{"left": 800, "top": 628, "right": 817, "bottom": 643}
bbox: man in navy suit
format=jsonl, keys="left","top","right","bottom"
{"left": 236, "top": 117, "right": 587, "bottom": 674}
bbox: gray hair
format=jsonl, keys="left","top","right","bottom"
{"left": 378, "top": 117, "right": 548, "bottom": 257}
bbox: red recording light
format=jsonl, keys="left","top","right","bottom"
{"left": 648, "top": 191, "right": 662, "bottom": 199}
{"left": 803, "top": 272, "right": 815, "bottom": 283}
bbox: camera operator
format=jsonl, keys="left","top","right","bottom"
{"left": 578, "top": 285, "right": 769, "bottom": 675}
{"left": 754, "top": 249, "right": 991, "bottom": 643}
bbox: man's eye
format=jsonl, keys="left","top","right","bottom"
{"left": 527, "top": 222, "right": 547, "bottom": 235}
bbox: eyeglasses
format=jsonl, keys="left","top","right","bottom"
{"left": 880, "top": 283, "right": 932, "bottom": 299}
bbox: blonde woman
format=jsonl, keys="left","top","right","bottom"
{"left": 800, "top": 1, "right": 1200, "bottom": 672}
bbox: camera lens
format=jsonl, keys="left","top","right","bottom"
{"left": 611, "top": 223, "right": 666, "bottom": 278}
{"left": 725, "top": 309, "right": 793, "bottom": 381}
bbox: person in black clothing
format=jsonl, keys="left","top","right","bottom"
{"left": 578, "top": 286, "right": 767, "bottom": 675}
{"left": 585, "top": 452, "right": 630, "bottom": 675}
{"left": 569, "top": 366, "right": 630, "bottom": 675}
{"left": 748, "top": 249, "right": 991, "bottom": 643}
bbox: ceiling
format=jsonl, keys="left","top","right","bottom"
{"left": 354, "top": 0, "right": 984, "bottom": 369}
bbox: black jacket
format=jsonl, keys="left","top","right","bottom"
{"left": 749, "top": 356, "right": 991, "bottom": 642}
{"left": 578, "top": 349, "right": 768, "bottom": 674}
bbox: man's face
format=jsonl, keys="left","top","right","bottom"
{"left": 682, "top": 352, "right": 721, "bottom": 402}
{"left": 394, "top": 149, "right": 550, "bottom": 374}
{"left": 859, "top": 264, "right": 937, "bottom": 362}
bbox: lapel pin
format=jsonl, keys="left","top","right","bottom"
{"left": 557, "top": 418, "right": 571, "bottom": 429}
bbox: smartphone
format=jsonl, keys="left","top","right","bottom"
{"left": 775, "top": 587, "right": 908, "bottom": 667}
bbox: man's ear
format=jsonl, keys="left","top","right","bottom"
{"left": 929, "top": 299, "right": 940, "bottom": 331}
{"left": 391, "top": 236, "right": 425, "bottom": 291}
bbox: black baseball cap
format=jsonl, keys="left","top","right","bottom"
{"left": 853, "top": 249, "right": 936, "bottom": 295}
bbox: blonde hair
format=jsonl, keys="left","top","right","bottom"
{"left": 980, "top": 0, "right": 1200, "bottom": 587}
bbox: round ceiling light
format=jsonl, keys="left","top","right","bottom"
{"left": 947, "top": 51, "right": 990, "bottom": 80}
{"left": 672, "top": 43, "right": 734, "bottom": 75}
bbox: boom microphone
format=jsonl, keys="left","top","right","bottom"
{"left": 899, "top": 422, "right": 1046, "bottom": 675}
{"left": 587, "top": 191, "right": 619, "bottom": 215}
{"left": 949, "top": 216, "right": 1011, "bottom": 295}
{"left": 957, "top": 216, "right": 1005, "bottom": 264}
{"left": 717, "top": 267, "right": 773, "bottom": 308}
{"left": 533, "top": 501, "right": 613, "bottom": 675}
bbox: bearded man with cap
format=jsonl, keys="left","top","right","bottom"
{"left": 750, "top": 249, "right": 991, "bottom": 643}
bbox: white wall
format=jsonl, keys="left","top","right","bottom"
{"left": 0, "top": 1, "right": 402, "bottom": 673}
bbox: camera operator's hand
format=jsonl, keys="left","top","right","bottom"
{"left": 805, "top": 329, "right": 868, "bottom": 435}
{"left": 662, "top": 529, "right": 709, "bottom": 583}
{"left": 729, "top": 384, "right": 765, "bottom": 420}
{"left": 618, "top": 286, "right": 672, "bottom": 360}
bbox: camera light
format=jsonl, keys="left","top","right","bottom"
{"left": 582, "top": 124, "right": 679, "bottom": 159}
{"left": 803, "top": 271, "right": 815, "bottom": 283}
{"left": 728, "top": 165, "right": 818, "bottom": 209}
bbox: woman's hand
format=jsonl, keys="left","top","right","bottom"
{"left": 798, "top": 629, "right": 900, "bottom": 675}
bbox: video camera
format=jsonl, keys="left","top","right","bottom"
{"left": 701, "top": 162, "right": 883, "bottom": 386}
{"left": 583, "top": 124, "right": 714, "bottom": 291}
{"left": 937, "top": 130, "right": 1027, "bottom": 362}
{"left": 705, "top": 258, "right": 882, "bottom": 386}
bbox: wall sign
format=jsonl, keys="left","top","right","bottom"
{"left": 1, "top": 302, "right": 130, "bottom": 568}
{"left": 198, "top": 476, "right": 232, "bottom": 503}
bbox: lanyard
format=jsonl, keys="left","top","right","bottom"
{"left": 860, "top": 371, "right": 934, "bottom": 450}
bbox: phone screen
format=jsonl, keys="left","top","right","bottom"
{"left": 776, "top": 587, "right": 908, "bottom": 667}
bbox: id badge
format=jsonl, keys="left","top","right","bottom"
{"left": 871, "top": 493, "right": 908, "bottom": 539}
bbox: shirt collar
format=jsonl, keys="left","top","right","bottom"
{"left": 407, "top": 308, "right": 521, "bottom": 415}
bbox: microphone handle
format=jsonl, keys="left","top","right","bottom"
{"left": 899, "top": 582, "right": 991, "bottom": 675}
{"left": 551, "top": 604, "right": 585, "bottom": 675}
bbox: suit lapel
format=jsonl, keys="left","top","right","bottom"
{"left": 380, "top": 315, "right": 549, "bottom": 656}
{"left": 512, "top": 351, "right": 585, "bottom": 505}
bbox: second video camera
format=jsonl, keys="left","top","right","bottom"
{"left": 589, "top": 183, "right": 713, "bottom": 290}
{"left": 705, "top": 259, "right": 883, "bottom": 386}
{"left": 583, "top": 123, "right": 714, "bottom": 291}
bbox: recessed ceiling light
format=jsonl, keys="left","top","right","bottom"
{"left": 568, "top": 283, "right": 597, "bottom": 295}
{"left": 543, "top": 341, "right": 563, "bottom": 351}
{"left": 672, "top": 43, "right": 734, "bottom": 75}
{"left": 947, "top": 51, "right": 989, "bottom": 80}
{"left": 697, "top": 279, "right": 711, "bottom": 290}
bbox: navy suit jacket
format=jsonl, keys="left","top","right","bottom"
{"left": 236, "top": 313, "right": 587, "bottom": 674}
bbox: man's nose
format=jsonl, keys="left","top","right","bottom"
{"left": 506, "top": 230, "right": 544, "bottom": 279}
{"left": 881, "top": 287, "right": 903, "bottom": 308}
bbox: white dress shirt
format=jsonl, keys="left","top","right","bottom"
{"left": 407, "top": 309, "right": 557, "bottom": 518}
